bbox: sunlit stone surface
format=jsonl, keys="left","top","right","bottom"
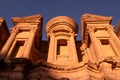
{"left": 0, "top": 14, "right": 120, "bottom": 80}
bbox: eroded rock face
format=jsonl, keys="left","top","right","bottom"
{"left": 0, "top": 14, "right": 120, "bottom": 80}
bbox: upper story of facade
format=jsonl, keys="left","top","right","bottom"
{"left": 1, "top": 13, "right": 120, "bottom": 80}
{"left": 0, "top": 13, "right": 120, "bottom": 66}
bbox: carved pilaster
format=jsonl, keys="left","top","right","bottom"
{"left": 0, "top": 27, "right": 19, "bottom": 59}
{"left": 23, "top": 28, "right": 37, "bottom": 58}
{"left": 87, "top": 26, "right": 104, "bottom": 62}
{"left": 69, "top": 33, "right": 78, "bottom": 64}
{"left": 47, "top": 33, "right": 55, "bottom": 63}
{"left": 107, "top": 26, "right": 120, "bottom": 55}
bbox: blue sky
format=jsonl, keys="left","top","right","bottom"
{"left": 0, "top": 0, "right": 120, "bottom": 40}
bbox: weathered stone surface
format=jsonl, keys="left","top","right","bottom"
{"left": 0, "top": 14, "right": 120, "bottom": 80}
{"left": 12, "top": 14, "right": 43, "bottom": 25}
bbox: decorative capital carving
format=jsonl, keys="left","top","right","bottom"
{"left": 12, "top": 27, "right": 20, "bottom": 33}
{"left": 70, "top": 31, "right": 75, "bottom": 36}
{"left": 31, "top": 27, "right": 37, "bottom": 33}
{"left": 87, "top": 26, "right": 95, "bottom": 33}
{"left": 49, "top": 33, "right": 55, "bottom": 37}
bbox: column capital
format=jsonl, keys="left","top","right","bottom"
{"left": 12, "top": 27, "right": 20, "bottom": 33}
{"left": 49, "top": 33, "right": 55, "bottom": 38}
{"left": 31, "top": 27, "right": 37, "bottom": 33}
{"left": 70, "top": 32, "right": 75, "bottom": 36}
{"left": 70, "top": 31, "right": 78, "bottom": 37}
{"left": 87, "top": 26, "right": 95, "bottom": 33}
{"left": 107, "top": 25, "right": 114, "bottom": 32}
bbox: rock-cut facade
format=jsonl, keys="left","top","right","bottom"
{"left": 0, "top": 13, "right": 120, "bottom": 80}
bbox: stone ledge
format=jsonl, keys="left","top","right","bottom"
{"left": 33, "top": 60, "right": 87, "bottom": 71}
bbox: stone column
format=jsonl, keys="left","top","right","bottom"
{"left": 108, "top": 26, "right": 120, "bottom": 51}
{"left": 69, "top": 33, "right": 78, "bottom": 64}
{"left": 0, "top": 27, "right": 19, "bottom": 59}
{"left": 86, "top": 48, "right": 95, "bottom": 63}
{"left": 87, "top": 27, "right": 103, "bottom": 61}
{"left": 47, "top": 33, "right": 55, "bottom": 63}
{"left": 109, "top": 39, "right": 120, "bottom": 57}
{"left": 23, "top": 28, "right": 37, "bottom": 58}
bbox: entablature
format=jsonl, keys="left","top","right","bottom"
{"left": 12, "top": 14, "right": 43, "bottom": 25}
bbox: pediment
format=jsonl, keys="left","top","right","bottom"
{"left": 12, "top": 14, "right": 43, "bottom": 25}
{"left": 81, "top": 13, "right": 112, "bottom": 22}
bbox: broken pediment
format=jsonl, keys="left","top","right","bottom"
{"left": 12, "top": 14, "right": 43, "bottom": 25}
{"left": 1, "top": 13, "right": 120, "bottom": 80}
{"left": 81, "top": 13, "right": 112, "bottom": 23}
{"left": 81, "top": 14, "right": 113, "bottom": 43}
